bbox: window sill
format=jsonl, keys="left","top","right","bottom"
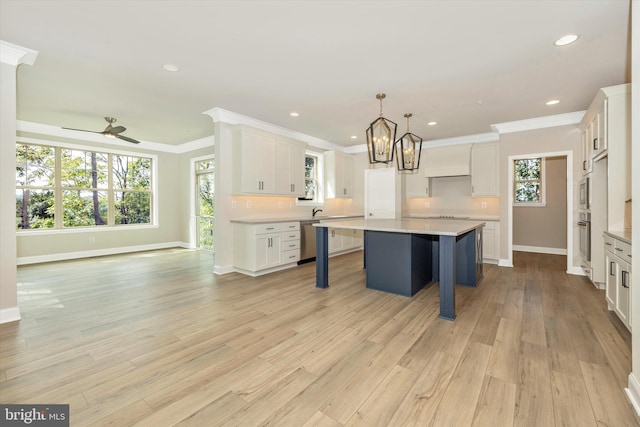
{"left": 513, "top": 203, "right": 547, "bottom": 208}
{"left": 16, "top": 224, "right": 158, "bottom": 236}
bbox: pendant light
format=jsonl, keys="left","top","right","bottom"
{"left": 366, "top": 93, "right": 397, "bottom": 164}
{"left": 395, "top": 113, "right": 422, "bottom": 171}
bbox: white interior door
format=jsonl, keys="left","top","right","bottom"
{"left": 365, "top": 168, "right": 399, "bottom": 219}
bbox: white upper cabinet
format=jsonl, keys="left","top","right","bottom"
{"left": 471, "top": 142, "right": 499, "bottom": 197}
{"left": 325, "top": 151, "right": 353, "bottom": 198}
{"left": 405, "top": 152, "right": 431, "bottom": 198}
{"left": 232, "top": 126, "right": 307, "bottom": 196}
{"left": 276, "top": 138, "right": 305, "bottom": 196}
{"left": 232, "top": 128, "right": 276, "bottom": 194}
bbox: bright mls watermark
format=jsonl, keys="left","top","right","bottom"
{"left": 1, "top": 404, "right": 69, "bottom": 426}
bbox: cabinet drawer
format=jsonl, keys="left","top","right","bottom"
{"left": 282, "top": 240, "right": 300, "bottom": 250}
{"left": 282, "top": 249, "right": 300, "bottom": 263}
{"left": 254, "top": 223, "right": 283, "bottom": 234}
{"left": 604, "top": 234, "right": 615, "bottom": 252}
{"left": 615, "top": 240, "right": 632, "bottom": 263}
{"left": 281, "top": 222, "right": 300, "bottom": 231}
{"left": 282, "top": 230, "right": 301, "bottom": 241}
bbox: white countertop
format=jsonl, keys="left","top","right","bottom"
{"left": 604, "top": 230, "right": 632, "bottom": 245}
{"left": 313, "top": 218, "right": 485, "bottom": 236}
{"left": 230, "top": 215, "right": 363, "bottom": 224}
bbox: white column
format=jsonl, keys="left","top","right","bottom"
{"left": 0, "top": 41, "right": 38, "bottom": 323}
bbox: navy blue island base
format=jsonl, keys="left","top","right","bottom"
{"left": 314, "top": 218, "right": 484, "bottom": 321}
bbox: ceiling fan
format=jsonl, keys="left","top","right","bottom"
{"left": 63, "top": 117, "right": 141, "bottom": 144}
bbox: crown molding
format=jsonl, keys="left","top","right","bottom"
{"left": 490, "top": 111, "right": 585, "bottom": 134}
{"left": 0, "top": 40, "right": 38, "bottom": 66}
{"left": 203, "top": 107, "right": 344, "bottom": 151}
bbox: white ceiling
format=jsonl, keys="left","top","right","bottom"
{"left": 0, "top": 0, "right": 631, "bottom": 147}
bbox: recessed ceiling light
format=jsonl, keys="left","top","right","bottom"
{"left": 427, "top": 121, "right": 437, "bottom": 126}
{"left": 162, "top": 63, "right": 179, "bottom": 72}
{"left": 554, "top": 34, "right": 579, "bottom": 46}
{"left": 546, "top": 99, "right": 560, "bottom": 105}
{"left": 289, "top": 112, "right": 299, "bottom": 117}
{"left": 350, "top": 135, "right": 358, "bottom": 139}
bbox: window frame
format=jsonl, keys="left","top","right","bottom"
{"left": 513, "top": 156, "right": 546, "bottom": 207}
{"left": 16, "top": 138, "right": 158, "bottom": 234}
{"left": 296, "top": 150, "right": 324, "bottom": 207}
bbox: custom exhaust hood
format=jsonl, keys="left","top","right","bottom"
{"left": 423, "top": 143, "right": 472, "bottom": 178}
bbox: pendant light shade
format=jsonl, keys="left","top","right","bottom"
{"left": 395, "top": 113, "right": 422, "bottom": 171}
{"left": 366, "top": 93, "right": 397, "bottom": 164}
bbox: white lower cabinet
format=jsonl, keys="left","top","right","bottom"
{"left": 328, "top": 227, "right": 363, "bottom": 255}
{"left": 482, "top": 221, "right": 500, "bottom": 263}
{"left": 604, "top": 233, "right": 632, "bottom": 331}
{"left": 234, "top": 222, "right": 300, "bottom": 276}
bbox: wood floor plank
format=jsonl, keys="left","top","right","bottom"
{"left": 550, "top": 369, "right": 598, "bottom": 427}
{"left": 427, "top": 342, "right": 492, "bottom": 426}
{"left": 386, "top": 350, "right": 458, "bottom": 427}
{"left": 0, "top": 249, "right": 634, "bottom": 426}
{"left": 471, "top": 375, "right": 517, "bottom": 426}
{"left": 514, "top": 341, "right": 555, "bottom": 427}
{"left": 486, "top": 317, "right": 522, "bottom": 383}
{"left": 343, "top": 365, "right": 417, "bottom": 426}
{"left": 579, "top": 360, "right": 640, "bottom": 426}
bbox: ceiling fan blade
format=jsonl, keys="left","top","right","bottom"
{"left": 62, "top": 127, "right": 103, "bottom": 134}
{"left": 116, "top": 134, "right": 141, "bottom": 144}
{"left": 110, "top": 126, "right": 126, "bottom": 134}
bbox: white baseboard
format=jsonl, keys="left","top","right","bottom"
{"left": 0, "top": 307, "right": 21, "bottom": 324}
{"left": 626, "top": 373, "right": 640, "bottom": 416}
{"left": 567, "top": 266, "right": 587, "bottom": 276}
{"left": 498, "top": 259, "right": 513, "bottom": 267}
{"left": 213, "top": 264, "right": 235, "bottom": 275}
{"left": 17, "top": 241, "right": 190, "bottom": 265}
{"left": 513, "top": 245, "right": 567, "bottom": 255}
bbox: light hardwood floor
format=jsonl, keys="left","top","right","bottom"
{"left": 1, "top": 249, "right": 638, "bottom": 426}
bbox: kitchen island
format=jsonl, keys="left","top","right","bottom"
{"left": 314, "top": 218, "right": 485, "bottom": 320}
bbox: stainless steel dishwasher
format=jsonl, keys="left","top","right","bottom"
{"left": 299, "top": 219, "right": 319, "bottom": 264}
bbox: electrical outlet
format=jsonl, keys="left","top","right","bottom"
{"left": 278, "top": 201, "right": 283, "bottom": 208}
{"left": 481, "top": 202, "right": 487, "bottom": 209}
{"left": 425, "top": 202, "right": 430, "bottom": 208}
{"left": 247, "top": 201, "right": 252, "bottom": 208}
{"left": 231, "top": 200, "right": 237, "bottom": 209}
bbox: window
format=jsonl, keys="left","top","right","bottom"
{"left": 195, "top": 158, "right": 214, "bottom": 251}
{"left": 16, "top": 142, "right": 154, "bottom": 230}
{"left": 297, "top": 151, "right": 324, "bottom": 205}
{"left": 514, "top": 157, "right": 545, "bottom": 205}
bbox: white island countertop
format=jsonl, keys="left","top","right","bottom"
{"left": 313, "top": 218, "right": 485, "bottom": 237}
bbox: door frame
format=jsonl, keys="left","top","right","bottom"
{"left": 190, "top": 154, "right": 215, "bottom": 250}
{"left": 506, "top": 150, "right": 574, "bottom": 273}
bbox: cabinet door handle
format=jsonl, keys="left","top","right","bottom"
{"left": 266, "top": 227, "right": 275, "bottom": 230}
{"left": 583, "top": 160, "right": 586, "bottom": 170}
{"left": 605, "top": 242, "right": 612, "bottom": 246}
{"left": 622, "top": 271, "right": 629, "bottom": 288}
{"left": 615, "top": 247, "right": 623, "bottom": 252}
{"left": 610, "top": 261, "right": 615, "bottom": 276}
{"left": 593, "top": 138, "right": 598, "bottom": 150}
{"left": 343, "top": 188, "right": 347, "bottom": 195}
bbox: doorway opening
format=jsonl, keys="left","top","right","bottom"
{"left": 507, "top": 150, "right": 573, "bottom": 273}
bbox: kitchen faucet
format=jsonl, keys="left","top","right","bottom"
{"left": 312, "top": 208, "right": 323, "bottom": 218}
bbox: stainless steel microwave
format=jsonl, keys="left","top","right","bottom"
{"left": 579, "top": 177, "right": 590, "bottom": 210}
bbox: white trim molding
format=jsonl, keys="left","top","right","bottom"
{"left": 213, "top": 264, "right": 235, "bottom": 275}
{"left": 491, "top": 111, "right": 586, "bottom": 134}
{"left": 0, "top": 307, "right": 21, "bottom": 324}
{"left": 0, "top": 40, "right": 38, "bottom": 66}
{"left": 512, "top": 245, "right": 567, "bottom": 255}
{"left": 626, "top": 373, "right": 640, "bottom": 416}
{"left": 17, "top": 242, "right": 190, "bottom": 265}
{"left": 203, "top": 107, "right": 344, "bottom": 152}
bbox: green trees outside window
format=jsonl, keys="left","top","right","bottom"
{"left": 514, "top": 158, "right": 543, "bottom": 203}
{"left": 16, "top": 143, "right": 153, "bottom": 230}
